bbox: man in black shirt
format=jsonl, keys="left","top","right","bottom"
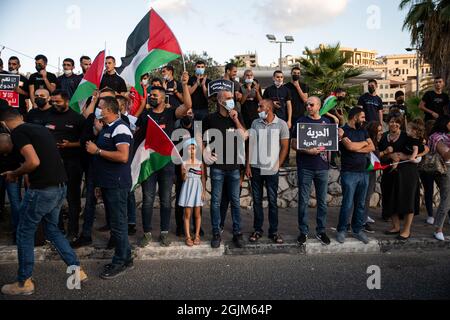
{"left": 357, "top": 79, "right": 383, "bottom": 125}
{"left": 48, "top": 90, "right": 85, "bottom": 239}
{"left": 25, "top": 88, "right": 53, "bottom": 126}
{"left": 100, "top": 56, "right": 128, "bottom": 95}
{"left": 285, "top": 67, "right": 309, "bottom": 125}
{"left": 57, "top": 58, "right": 81, "bottom": 99}
{"left": 263, "top": 70, "right": 293, "bottom": 129}
{"left": 162, "top": 65, "right": 183, "bottom": 108}
{"left": 0, "top": 106, "right": 86, "bottom": 296}
{"left": 420, "top": 76, "right": 450, "bottom": 122}
{"left": 239, "top": 69, "right": 262, "bottom": 129}
{"left": 188, "top": 60, "right": 211, "bottom": 121}
{"left": 79, "top": 56, "right": 92, "bottom": 76}
{"left": 29, "top": 54, "right": 57, "bottom": 108}
{"left": 7, "top": 56, "right": 30, "bottom": 115}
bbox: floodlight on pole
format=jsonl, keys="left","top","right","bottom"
{"left": 266, "top": 35, "right": 295, "bottom": 70}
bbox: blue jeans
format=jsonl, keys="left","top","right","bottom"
{"left": 101, "top": 188, "right": 131, "bottom": 266}
{"left": 127, "top": 191, "right": 136, "bottom": 225}
{"left": 337, "top": 171, "right": 369, "bottom": 234}
{"left": 17, "top": 185, "right": 79, "bottom": 282}
{"left": 297, "top": 169, "right": 329, "bottom": 235}
{"left": 0, "top": 176, "right": 22, "bottom": 231}
{"left": 210, "top": 168, "right": 241, "bottom": 235}
{"left": 141, "top": 164, "right": 175, "bottom": 233}
{"left": 251, "top": 168, "right": 279, "bottom": 235}
{"left": 80, "top": 166, "right": 97, "bottom": 238}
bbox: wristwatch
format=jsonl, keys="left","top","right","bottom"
{"left": 95, "top": 148, "right": 102, "bottom": 156}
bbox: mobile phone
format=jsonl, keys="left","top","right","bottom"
{"left": 165, "top": 96, "right": 170, "bottom": 105}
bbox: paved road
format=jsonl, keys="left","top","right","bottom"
{"left": 0, "top": 251, "right": 449, "bottom": 300}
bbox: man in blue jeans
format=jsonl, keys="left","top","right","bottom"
{"left": 0, "top": 106, "right": 87, "bottom": 296}
{"left": 203, "top": 90, "right": 248, "bottom": 248}
{"left": 291, "top": 96, "right": 332, "bottom": 245}
{"left": 85, "top": 96, "right": 134, "bottom": 279}
{"left": 246, "top": 99, "right": 289, "bottom": 244}
{"left": 336, "top": 107, "right": 375, "bottom": 244}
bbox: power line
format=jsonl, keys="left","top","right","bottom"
{"left": 0, "top": 44, "right": 59, "bottom": 70}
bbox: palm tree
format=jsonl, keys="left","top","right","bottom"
{"left": 226, "top": 57, "right": 247, "bottom": 68}
{"left": 298, "top": 43, "right": 363, "bottom": 101}
{"left": 400, "top": 0, "right": 450, "bottom": 91}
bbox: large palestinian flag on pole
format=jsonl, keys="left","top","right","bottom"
{"left": 69, "top": 50, "right": 105, "bottom": 113}
{"left": 131, "top": 116, "right": 180, "bottom": 191}
{"left": 117, "top": 9, "right": 182, "bottom": 96}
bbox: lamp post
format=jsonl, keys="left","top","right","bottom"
{"left": 406, "top": 47, "right": 420, "bottom": 97}
{"left": 266, "top": 35, "right": 294, "bottom": 70}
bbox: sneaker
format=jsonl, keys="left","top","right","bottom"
{"left": 297, "top": 233, "right": 308, "bottom": 245}
{"left": 128, "top": 224, "right": 136, "bottom": 236}
{"left": 336, "top": 231, "right": 346, "bottom": 244}
{"left": 71, "top": 236, "right": 93, "bottom": 249}
{"left": 353, "top": 231, "right": 369, "bottom": 244}
{"left": 426, "top": 217, "right": 435, "bottom": 225}
{"left": 159, "top": 232, "right": 171, "bottom": 247}
{"left": 363, "top": 224, "right": 375, "bottom": 234}
{"left": 211, "top": 233, "right": 221, "bottom": 248}
{"left": 139, "top": 232, "right": 152, "bottom": 248}
{"left": 366, "top": 216, "right": 375, "bottom": 224}
{"left": 100, "top": 264, "right": 130, "bottom": 280}
{"left": 232, "top": 233, "right": 244, "bottom": 248}
{"left": 1, "top": 278, "right": 35, "bottom": 296}
{"left": 433, "top": 232, "right": 445, "bottom": 241}
{"left": 316, "top": 233, "right": 331, "bottom": 245}
{"left": 97, "top": 225, "right": 110, "bottom": 232}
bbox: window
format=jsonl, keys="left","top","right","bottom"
{"left": 395, "top": 61, "right": 399, "bottom": 65}
{"left": 403, "top": 60, "right": 408, "bottom": 64}
{"left": 402, "top": 69, "right": 405, "bottom": 75}
{"left": 407, "top": 69, "right": 409, "bottom": 75}
{"left": 390, "top": 94, "right": 394, "bottom": 98}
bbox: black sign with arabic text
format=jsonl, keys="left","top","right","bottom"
{"left": 297, "top": 123, "right": 339, "bottom": 151}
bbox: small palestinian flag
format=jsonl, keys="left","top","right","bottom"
{"left": 367, "top": 152, "right": 389, "bottom": 171}
{"left": 320, "top": 94, "right": 338, "bottom": 116}
{"left": 118, "top": 9, "right": 182, "bottom": 96}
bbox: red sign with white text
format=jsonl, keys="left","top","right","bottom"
{"left": 0, "top": 90, "right": 19, "bottom": 107}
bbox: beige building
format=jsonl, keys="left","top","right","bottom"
{"left": 307, "top": 44, "right": 377, "bottom": 67}
{"left": 234, "top": 52, "right": 259, "bottom": 68}
{"left": 363, "top": 79, "right": 406, "bottom": 108}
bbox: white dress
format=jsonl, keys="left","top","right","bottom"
{"left": 178, "top": 166, "right": 204, "bottom": 208}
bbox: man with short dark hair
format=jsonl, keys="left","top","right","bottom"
{"left": 48, "top": 90, "right": 85, "bottom": 239}
{"left": 419, "top": 76, "right": 449, "bottom": 121}
{"left": 7, "top": 56, "right": 30, "bottom": 116}
{"left": 0, "top": 106, "right": 87, "bottom": 295}
{"left": 389, "top": 91, "right": 407, "bottom": 116}
{"left": 357, "top": 79, "right": 383, "bottom": 125}
{"left": 25, "top": 88, "right": 53, "bottom": 126}
{"left": 285, "top": 67, "right": 309, "bottom": 125}
{"left": 188, "top": 60, "right": 211, "bottom": 121}
{"left": 263, "top": 71, "right": 293, "bottom": 129}
{"left": 57, "top": 58, "right": 81, "bottom": 99}
{"left": 85, "top": 96, "right": 134, "bottom": 279}
{"left": 223, "top": 63, "right": 242, "bottom": 106}
{"left": 100, "top": 56, "right": 128, "bottom": 95}
{"left": 29, "top": 54, "right": 57, "bottom": 107}
{"left": 80, "top": 56, "right": 91, "bottom": 75}
{"left": 162, "top": 65, "right": 183, "bottom": 108}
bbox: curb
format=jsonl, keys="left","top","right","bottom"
{"left": 1, "top": 238, "right": 449, "bottom": 263}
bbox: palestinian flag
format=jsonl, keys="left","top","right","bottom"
{"left": 131, "top": 116, "right": 180, "bottom": 190}
{"left": 367, "top": 152, "right": 389, "bottom": 171}
{"left": 118, "top": 9, "right": 182, "bottom": 96}
{"left": 320, "top": 94, "right": 337, "bottom": 116}
{"left": 69, "top": 50, "right": 105, "bottom": 113}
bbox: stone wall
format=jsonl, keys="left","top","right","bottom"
{"left": 135, "top": 168, "right": 441, "bottom": 210}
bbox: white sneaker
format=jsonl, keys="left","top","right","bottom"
{"left": 433, "top": 232, "right": 445, "bottom": 241}
{"left": 426, "top": 217, "right": 435, "bottom": 225}
{"left": 366, "top": 216, "right": 375, "bottom": 224}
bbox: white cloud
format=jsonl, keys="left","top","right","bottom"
{"left": 147, "top": 0, "right": 193, "bottom": 15}
{"left": 255, "top": 0, "right": 348, "bottom": 32}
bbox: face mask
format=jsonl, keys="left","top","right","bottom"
{"left": 149, "top": 98, "right": 159, "bottom": 108}
{"left": 337, "top": 96, "right": 345, "bottom": 102}
{"left": 163, "top": 75, "right": 170, "bottom": 81}
{"left": 224, "top": 99, "right": 235, "bottom": 111}
{"left": 397, "top": 99, "right": 405, "bottom": 105}
{"left": 195, "top": 68, "right": 205, "bottom": 76}
{"left": 368, "top": 87, "right": 376, "bottom": 94}
{"left": 258, "top": 111, "right": 268, "bottom": 120}
{"left": 142, "top": 79, "right": 149, "bottom": 86}
{"left": 245, "top": 78, "right": 254, "bottom": 85}
{"left": 9, "top": 69, "right": 18, "bottom": 75}
{"left": 35, "top": 97, "right": 47, "bottom": 109}
{"left": 95, "top": 108, "right": 104, "bottom": 120}
{"left": 64, "top": 70, "right": 73, "bottom": 76}
{"left": 274, "top": 81, "right": 283, "bottom": 88}
{"left": 36, "top": 65, "right": 44, "bottom": 72}
{"left": 292, "top": 75, "right": 300, "bottom": 82}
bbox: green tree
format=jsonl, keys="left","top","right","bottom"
{"left": 400, "top": 0, "right": 450, "bottom": 91}
{"left": 226, "top": 57, "right": 247, "bottom": 68}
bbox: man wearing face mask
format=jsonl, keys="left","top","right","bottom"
{"left": 162, "top": 65, "right": 184, "bottom": 108}
{"left": 285, "top": 67, "right": 309, "bottom": 125}
{"left": 25, "top": 88, "right": 53, "bottom": 126}
{"left": 223, "top": 63, "right": 242, "bottom": 109}
{"left": 29, "top": 54, "right": 57, "bottom": 108}
{"left": 202, "top": 90, "right": 248, "bottom": 249}
{"left": 56, "top": 58, "right": 81, "bottom": 100}
{"left": 129, "top": 74, "right": 150, "bottom": 118}
{"left": 135, "top": 72, "right": 192, "bottom": 248}
{"left": 7, "top": 56, "right": 30, "bottom": 116}
{"left": 246, "top": 99, "right": 289, "bottom": 244}
{"left": 239, "top": 70, "right": 263, "bottom": 129}
{"left": 46, "top": 90, "right": 85, "bottom": 240}
{"left": 357, "top": 79, "right": 384, "bottom": 126}
{"left": 188, "top": 60, "right": 210, "bottom": 121}
{"left": 263, "top": 71, "right": 293, "bottom": 130}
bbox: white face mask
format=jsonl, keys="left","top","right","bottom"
{"left": 9, "top": 69, "right": 18, "bottom": 75}
{"left": 245, "top": 78, "right": 254, "bottom": 85}
{"left": 142, "top": 79, "right": 149, "bottom": 86}
{"left": 64, "top": 70, "right": 73, "bottom": 76}
{"left": 258, "top": 111, "right": 268, "bottom": 120}
{"left": 95, "top": 108, "right": 104, "bottom": 120}
{"left": 274, "top": 80, "right": 283, "bottom": 87}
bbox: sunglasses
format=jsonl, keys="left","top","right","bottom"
{"left": 306, "top": 102, "right": 315, "bottom": 107}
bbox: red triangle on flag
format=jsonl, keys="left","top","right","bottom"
{"left": 145, "top": 115, "right": 176, "bottom": 157}
{"left": 148, "top": 9, "right": 182, "bottom": 55}
{"left": 83, "top": 50, "right": 106, "bottom": 87}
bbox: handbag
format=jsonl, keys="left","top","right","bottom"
{"left": 418, "top": 152, "right": 448, "bottom": 175}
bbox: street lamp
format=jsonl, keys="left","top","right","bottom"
{"left": 266, "top": 34, "right": 294, "bottom": 70}
{"left": 406, "top": 47, "right": 420, "bottom": 97}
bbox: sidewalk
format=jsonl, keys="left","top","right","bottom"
{"left": 1, "top": 206, "right": 449, "bottom": 262}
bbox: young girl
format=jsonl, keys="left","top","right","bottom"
{"left": 178, "top": 138, "right": 207, "bottom": 246}
{"left": 392, "top": 118, "right": 426, "bottom": 170}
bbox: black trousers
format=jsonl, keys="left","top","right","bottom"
{"left": 59, "top": 157, "right": 83, "bottom": 236}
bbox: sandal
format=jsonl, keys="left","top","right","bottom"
{"left": 185, "top": 237, "right": 194, "bottom": 247}
{"left": 193, "top": 236, "right": 201, "bottom": 245}
{"left": 249, "top": 231, "right": 262, "bottom": 243}
{"left": 269, "top": 233, "right": 284, "bottom": 244}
